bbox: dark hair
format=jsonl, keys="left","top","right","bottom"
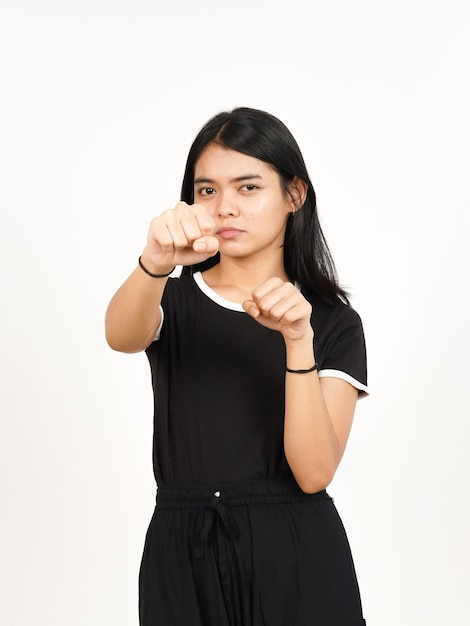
{"left": 180, "top": 107, "right": 348, "bottom": 304}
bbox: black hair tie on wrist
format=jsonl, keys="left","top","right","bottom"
{"left": 138, "top": 256, "right": 175, "bottom": 278}
{"left": 286, "top": 364, "right": 318, "bottom": 374}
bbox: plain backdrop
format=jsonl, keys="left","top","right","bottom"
{"left": 1, "top": 1, "right": 469, "bottom": 624}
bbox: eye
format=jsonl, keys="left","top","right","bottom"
{"left": 198, "top": 187, "right": 216, "bottom": 196}
{"left": 241, "top": 184, "right": 259, "bottom": 191}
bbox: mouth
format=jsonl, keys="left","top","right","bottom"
{"left": 216, "top": 227, "right": 244, "bottom": 240}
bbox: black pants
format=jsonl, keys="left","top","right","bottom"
{"left": 139, "top": 478, "right": 366, "bottom": 625}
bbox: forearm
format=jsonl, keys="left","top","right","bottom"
{"left": 243, "top": 278, "right": 357, "bottom": 493}
{"left": 105, "top": 254, "right": 172, "bottom": 353}
{"left": 283, "top": 334, "right": 341, "bottom": 493}
{"left": 105, "top": 204, "right": 219, "bottom": 353}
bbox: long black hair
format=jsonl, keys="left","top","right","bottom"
{"left": 180, "top": 107, "right": 348, "bottom": 304}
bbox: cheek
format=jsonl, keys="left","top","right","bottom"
{"left": 196, "top": 197, "right": 215, "bottom": 213}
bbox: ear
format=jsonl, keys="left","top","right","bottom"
{"left": 288, "top": 177, "right": 308, "bottom": 213}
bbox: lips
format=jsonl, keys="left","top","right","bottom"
{"left": 217, "top": 227, "right": 244, "bottom": 239}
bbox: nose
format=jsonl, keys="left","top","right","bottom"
{"left": 216, "top": 191, "right": 239, "bottom": 218}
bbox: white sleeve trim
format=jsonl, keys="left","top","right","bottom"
{"left": 318, "top": 368, "right": 369, "bottom": 396}
{"left": 153, "top": 306, "right": 164, "bottom": 341}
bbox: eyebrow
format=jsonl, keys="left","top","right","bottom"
{"left": 193, "top": 174, "right": 263, "bottom": 184}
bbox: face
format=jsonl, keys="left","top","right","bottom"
{"left": 193, "top": 144, "right": 294, "bottom": 262}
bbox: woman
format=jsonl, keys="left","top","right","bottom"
{"left": 106, "top": 107, "right": 368, "bottom": 625}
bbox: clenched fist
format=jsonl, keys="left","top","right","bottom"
{"left": 242, "top": 277, "right": 314, "bottom": 344}
{"left": 141, "top": 202, "right": 219, "bottom": 273}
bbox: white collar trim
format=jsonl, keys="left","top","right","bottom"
{"left": 193, "top": 272, "right": 245, "bottom": 312}
{"left": 193, "top": 271, "right": 301, "bottom": 312}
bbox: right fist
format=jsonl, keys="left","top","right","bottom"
{"left": 141, "top": 202, "right": 219, "bottom": 272}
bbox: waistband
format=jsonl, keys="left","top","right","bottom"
{"left": 156, "top": 478, "right": 332, "bottom": 560}
{"left": 156, "top": 477, "right": 331, "bottom": 508}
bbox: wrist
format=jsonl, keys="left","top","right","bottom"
{"left": 286, "top": 363, "right": 318, "bottom": 374}
{"left": 284, "top": 331, "right": 315, "bottom": 368}
{"left": 140, "top": 249, "right": 174, "bottom": 277}
{"left": 283, "top": 328, "right": 314, "bottom": 350}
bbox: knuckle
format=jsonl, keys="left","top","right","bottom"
{"left": 172, "top": 235, "right": 189, "bottom": 248}
{"left": 260, "top": 303, "right": 275, "bottom": 317}
{"left": 251, "top": 288, "right": 262, "bottom": 301}
{"left": 157, "top": 230, "right": 173, "bottom": 246}
{"left": 282, "top": 310, "right": 297, "bottom": 324}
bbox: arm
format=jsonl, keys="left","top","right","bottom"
{"left": 283, "top": 335, "right": 358, "bottom": 493}
{"left": 243, "top": 278, "right": 359, "bottom": 493}
{"left": 105, "top": 259, "right": 171, "bottom": 353}
{"left": 105, "top": 202, "right": 219, "bottom": 353}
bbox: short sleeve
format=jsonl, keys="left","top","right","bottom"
{"left": 313, "top": 302, "right": 369, "bottom": 396}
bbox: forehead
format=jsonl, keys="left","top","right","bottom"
{"left": 194, "top": 144, "right": 275, "bottom": 180}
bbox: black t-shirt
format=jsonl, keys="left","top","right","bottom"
{"left": 146, "top": 272, "right": 368, "bottom": 486}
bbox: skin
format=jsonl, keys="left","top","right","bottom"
{"left": 105, "top": 144, "right": 359, "bottom": 493}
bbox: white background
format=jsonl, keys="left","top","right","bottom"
{"left": 1, "top": 1, "right": 469, "bottom": 624}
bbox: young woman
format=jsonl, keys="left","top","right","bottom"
{"left": 106, "top": 107, "right": 368, "bottom": 626}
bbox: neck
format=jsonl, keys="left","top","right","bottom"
{"left": 203, "top": 253, "right": 290, "bottom": 300}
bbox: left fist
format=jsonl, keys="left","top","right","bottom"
{"left": 242, "top": 277, "right": 313, "bottom": 343}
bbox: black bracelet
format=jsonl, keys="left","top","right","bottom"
{"left": 286, "top": 364, "right": 318, "bottom": 374}
{"left": 138, "top": 256, "right": 175, "bottom": 278}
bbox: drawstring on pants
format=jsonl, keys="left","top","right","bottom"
{"left": 195, "top": 490, "right": 239, "bottom": 559}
